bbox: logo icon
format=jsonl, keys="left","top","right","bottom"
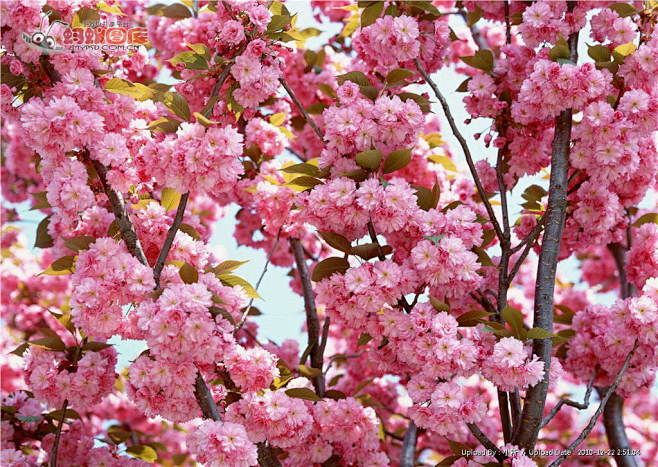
{"left": 22, "top": 11, "right": 67, "bottom": 54}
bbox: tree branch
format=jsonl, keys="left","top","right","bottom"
{"left": 540, "top": 373, "right": 596, "bottom": 428}
{"left": 153, "top": 192, "right": 190, "bottom": 289}
{"left": 49, "top": 399, "right": 68, "bottom": 467}
{"left": 548, "top": 340, "right": 639, "bottom": 467}
{"left": 414, "top": 59, "right": 504, "bottom": 242}
{"left": 290, "top": 238, "right": 325, "bottom": 396}
{"left": 194, "top": 371, "right": 221, "bottom": 421}
{"left": 400, "top": 421, "right": 417, "bottom": 467}
{"left": 257, "top": 442, "right": 282, "bottom": 467}
{"left": 514, "top": 20, "right": 579, "bottom": 449}
{"left": 467, "top": 423, "right": 507, "bottom": 462}
{"left": 91, "top": 158, "right": 148, "bottom": 266}
{"left": 279, "top": 77, "right": 324, "bottom": 141}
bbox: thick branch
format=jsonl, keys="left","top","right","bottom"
{"left": 49, "top": 399, "right": 68, "bottom": 467}
{"left": 290, "top": 238, "right": 325, "bottom": 396}
{"left": 400, "top": 421, "right": 417, "bottom": 467}
{"left": 467, "top": 423, "right": 507, "bottom": 462}
{"left": 414, "top": 59, "right": 504, "bottom": 242}
{"left": 600, "top": 392, "right": 639, "bottom": 467}
{"left": 548, "top": 340, "right": 639, "bottom": 467}
{"left": 515, "top": 25, "right": 579, "bottom": 449}
{"left": 601, "top": 241, "right": 638, "bottom": 467}
{"left": 194, "top": 371, "right": 221, "bottom": 421}
{"left": 153, "top": 192, "right": 190, "bottom": 289}
{"left": 257, "top": 442, "right": 282, "bottom": 467}
{"left": 279, "top": 77, "right": 324, "bottom": 141}
{"left": 91, "top": 159, "right": 148, "bottom": 266}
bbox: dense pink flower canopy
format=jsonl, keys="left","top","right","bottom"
{"left": 1, "top": 1, "right": 657, "bottom": 466}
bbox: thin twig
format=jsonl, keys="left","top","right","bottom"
{"left": 400, "top": 421, "right": 418, "bottom": 467}
{"left": 279, "top": 77, "right": 324, "bottom": 141}
{"left": 153, "top": 192, "right": 190, "bottom": 289}
{"left": 414, "top": 58, "right": 504, "bottom": 242}
{"left": 49, "top": 399, "right": 68, "bottom": 467}
{"left": 548, "top": 340, "right": 639, "bottom": 467}
{"left": 541, "top": 373, "right": 596, "bottom": 428}
{"left": 236, "top": 229, "right": 283, "bottom": 330}
{"left": 291, "top": 238, "right": 325, "bottom": 396}
{"left": 467, "top": 423, "right": 507, "bottom": 462}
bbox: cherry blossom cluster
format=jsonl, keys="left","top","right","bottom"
{"left": 481, "top": 337, "right": 545, "bottom": 392}
{"left": 24, "top": 346, "right": 117, "bottom": 410}
{"left": 565, "top": 278, "right": 658, "bottom": 397}
{"left": 187, "top": 420, "right": 258, "bottom": 467}
{"left": 512, "top": 61, "right": 612, "bottom": 124}
{"left": 231, "top": 40, "right": 284, "bottom": 108}
{"left": 353, "top": 15, "right": 420, "bottom": 73}
{"left": 138, "top": 122, "right": 244, "bottom": 195}
{"left": 70, "top": 238, "right": 154, "bottom": 340}
{"left": 320, "top": 91, "right": 423, "bottom": 168}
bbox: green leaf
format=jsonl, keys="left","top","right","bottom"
{"left": 527, "top": 327, "right": 554, "bottom": 339}
{"left": 460, "top": 50, "right": 494, "bottom": 73}
{"left": 448, "top": 439, "right": 472, "bottom": 456}
{"left": 218, "top": 274, "right": 261, "bottom": 299}
{"left": 48, "top": 408, "right": 80, "bottom": 420}
{"left": 588, "top": 45, "right": 611, "bottom": 63}
{"left": 160, "top": 187, "right": 182, "bottom": 211}
{"left": 350, "top": 243, "right": 392, "bottom": 260}
{"left": 430, "top": 296, "right": 450, "bottom": 312}
{"left": 126, "top": 445, "right": 158, "bottom": 463}
{"left": 319, "top": 232, "right": 351, "bottom": 253}
{"left": 83, "top": 341, "right": 113, "bottom": 352}
{"left": 168, "top": 51, "right": 208, "bottom": 70}
{"left": 521, "top": 184, "right": 547, "bottom": 211}
{"left": 212, "top": 260, "right": 249, "bottom": 275}
{"left": 187, "top": 42, "right": 210, "bottom": 60}
{"left": 456, "top": 77, "right": 471, "bottom": 92}
{"left": 10, "top": 343, "right": 29, "bottom": 357}
{"left": 471, "top": 245, "right": 494, "bottom": 267}
{"left": 64, "top": 235, "right": 95, "bottom": 252}
{"left": 549, "top": 38, "right": 571, "bottom": 62}
{"left": 147, "top": 117, "right": 181, "bottom": 133}
{"left": 608, "top": 2, "right": 639, "bottom": 17}
{"left": 502, "top": 306, "right": 526, "bottom": 340}
{"left": 311, "top": 257, "right": 350, "bottom": 282}
{"left": 361, "top": 1, "right": 384, "bottom": 27}
{"left": 466, "top": 6, "right": 483, "bottom": 26}
{"left": 30, "top": 192, "right": 51, "bottom": 210}
{"left": 193, "top": 111, "right": 218, "bottom": 127}
{"left": 267, "top": 14, "right": 291, "bottom": 32}
{"left": 281, "top": 162, "right": 320, "bottom": 177}
{"left": 41, "top": 256, "right": 75, "bottom": 276}
{"left": 633, "top": 213, "right": 658, "bottom": 227}
{"left": 383, "top": 148, "right": 412, "bottom": 174}
{"left": 457, "top": 309, "right": 493, "bottom": 327}
{"left": 337, "top": 71, "right": 370, "bottom": 87}
{"left": 324, "top": 389, "right": 347, "bottom": 400}
{"left": 286, "top": 176, "right": 324, "bottom": 191}
{"left": 285, "top": 387, "right": 323, "bottom": 402}
{"left": 35, "top": 216, "right": 54, "bottom": 249}
{"left": 163, "top": 92, "right": 191, "bottom": 121}
{"left": 104, "top": 78, "right": 154, "bottom": 101}
{"left": 355, "top": 149, "right": 383, "bottom": 171}
{"left": 385, "top": 68, "right": 414, "bottom": 87}
{"left": 179, "top": 262, "right": 199, "bottom": 284}
{"left": 16, "top": 414, "right": 43, "bottom": 423}
{"left": 178, "top": 223, "right": 201, "bottom": 240}
{"left": 414, "top": 185, "right": 437, "bottom": 211}
{"left": 554, "top": 304, "right": 574, "bottom": 325}
{"left": 29, "top": 336, "right": 66, "bottom": 352}
{"left": 107, "top": 425, "right": 132, "bottom": 444}
{"left": 297, "top": 364, "right": 322, "bottom": 378}
{"left": 397, "top": 92, "right": 432, "bottom": 113}
{"left": 358, "top": 333, "right": 373, "bottom": 346}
